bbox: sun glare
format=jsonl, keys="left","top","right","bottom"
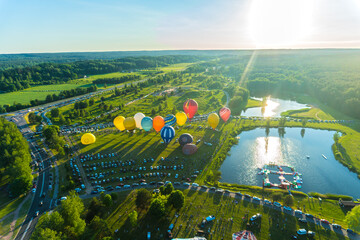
{"left": 248, "top": 0, "right": 314, "bottom": 48}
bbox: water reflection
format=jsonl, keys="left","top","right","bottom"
{"left": 242, "top": 96, "right": 309, "bottom": 118}
{"left": 255, "top": 136, "right": 282, "bottom": 165}
{"left": 263, "top": 97, "right": 280, "bottom": 117}
{"left": 220, "top": 128, "right": 360, "bottom": 198}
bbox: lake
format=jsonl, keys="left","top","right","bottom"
{"left": 219, "top": 127, "right": 360, "bottom": 198}
{"left": 242, "top": 97, "right": 309, "bottom": 118}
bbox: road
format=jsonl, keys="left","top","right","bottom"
{"left": 5, "top": 114, "right": 54, "bottom": 240}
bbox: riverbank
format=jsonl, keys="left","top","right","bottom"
{"left": 197, "top": 118, "right": 360, "bottom": 190}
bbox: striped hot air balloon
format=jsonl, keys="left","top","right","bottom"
{"left": 160, "top": 126, "right": 175, "bottom": 143}
{"left": 164, "top": 114, "right": 176, "bottom": 126}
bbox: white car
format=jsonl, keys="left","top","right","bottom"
{"left": 192, "top": 183, "right": 199, "bottom": 187}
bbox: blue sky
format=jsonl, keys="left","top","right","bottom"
{"left": 0, "top": 0, "right": 360, "bottom": 53}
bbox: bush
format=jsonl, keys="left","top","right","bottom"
{"left": 148, "top": 198, "right": 165, "bottom": 218}
{"left": 135, "top": 189, "right": 152, "bottom": 209}
{"left": 272, "top": 193, "right": 283, "bottom": 202}
{"left": 284, "top": 195, "right": 294, "bottom": 207}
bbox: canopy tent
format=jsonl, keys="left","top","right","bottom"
{"left": 232, "top": 230, "right": 257, "bottom": 240}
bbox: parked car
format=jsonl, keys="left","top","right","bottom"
{"left": 273, "top": 202, "right": 282, "bottom": 208}
{"left": 283, "top": 206, "right": 292, "bottom": 212}
{"left": 297, "top": 229, "right": 307, "bottom": 235}
{"left": 320, "top": 219, "right": 330, "bottom": 224}
{"left": 250, "top": 213, "right": 262, "bottom": 222}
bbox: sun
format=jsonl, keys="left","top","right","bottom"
{"left": 248, "top": 0, "right": 314, "bottom": 48}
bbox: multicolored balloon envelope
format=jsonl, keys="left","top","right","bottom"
{"left": 219, "top": 107, "right": 231, "bottom": 122}
{"left": 160, "top": 125, "right": 175, "bottom": 143}
{"left": 182, "top": 143, "right": 198, "bottom": 155}
{"left": 134, "top": 112, "right": 145, "bottom": 129}
{"left": 164, "top": 114, "right": 176, "bottom": 126}
{"left": 178, "top": 133, "right": 193, "bottom": 146}
{"left": 113, "top": 116, "right": 125, "bottom": 131}
{"left": 208, "top": 112, "right": 220, "bottom": 129}
{"left": 81, "top": 133, "right": 96, "bottom": 145}
{"left": 141, "top": 117, "right": 153, "bottom": 132}
{"left": 183, "top": 99, "right": 198, "bottom": 119}
{"left": 153, "top": 116, "right": 165, "bottom": 132}
{"left": 175, "top": 111, "right": 187, "bottom": 126}
{"left": 123, "top": 117, "right": 136, "bottom": 131}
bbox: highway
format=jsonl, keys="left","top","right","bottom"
{"left": 6, "top": 114, "right": 54, "bottom": 240}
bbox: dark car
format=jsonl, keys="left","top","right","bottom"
{"left": 91, "top": 190, "right": 98, "bottom": 194}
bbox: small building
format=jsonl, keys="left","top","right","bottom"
{"left": 339, "top": 199, "right": 360, "bottom": 209}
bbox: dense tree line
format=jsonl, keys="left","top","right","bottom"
{"left": 43, "top": 125, "right": 65, "bottom": 155}
{"left": 0, "top": 118, "right": 33, "bottom": 196}
{"left": 0, "top": 55, "right": 203, "bottom": 92}
{"left": 207, "top": 50, "right": 360, "bottom": 119}
{"left": 92, "top": 74, "right": 141, "bottom": 85}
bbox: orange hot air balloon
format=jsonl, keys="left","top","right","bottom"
{"left": 183, "top": 99, "right": 198, "bottom": 119}
{"left": 219, "top": 107, "right": 231, "bottom": 122}
{"left": 153, "top": 116, "right": 165, "bottom": 132}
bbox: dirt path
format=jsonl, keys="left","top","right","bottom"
{"left": 1, "top": 195, "right": 30, "bottom": 240}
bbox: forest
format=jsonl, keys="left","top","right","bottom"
{"left": 0, "top": 118, "right": 33, "bottom": 197}
{"left": 0, "top": 55, "right": 205, "bottom": 92}
{"left": 191, "top": 49, "right": 360, "bottom": 119}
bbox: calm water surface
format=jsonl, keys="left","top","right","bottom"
{"left": 220, "top": 128, "right": 360, "bottom": 198}
{"left": 242, "top": 97, "right": 309, "bottom": 117}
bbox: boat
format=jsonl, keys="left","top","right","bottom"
{"left": 322, "top": 154, "right": 327, "bottom": 160}
{"left": 306, "top": 155, "right": 310, "bottom": 159}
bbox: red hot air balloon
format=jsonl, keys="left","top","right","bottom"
{"left": 219, "top": 107, "right": 231, "bottom": 122}
{"left": 183, "top": 99, "right": 198, "bottom": 119}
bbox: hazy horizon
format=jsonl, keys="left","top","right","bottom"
{"left": 1, "top": 0, "right": 360, "bottom": 54}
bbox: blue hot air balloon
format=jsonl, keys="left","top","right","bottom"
{"left": 141, "top": 117, "right": 153, "bottom": 132}
{"left": 164, "top": 114, "right": 177, "bottom": 126}
{"left": 160, "top": 125, "right": 175, "bottom": 143}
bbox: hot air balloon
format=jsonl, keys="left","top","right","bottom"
{"left": 123, "top": 117, "right": 136, "bottom": 131}
{"left": 160, "top": 126, "right": 175, "bottom": 143}
{"left": 141, "top": 117, "right": 153, "bottom": 132}
{"left": 178, "top": 133, "right": 193, "bottom": 146}
{"left": 153, "top": 116, "right": 165, "bottom": 132}
{"left": 182, "top": 143, "right": 198, "bottom": 155}
{"left": 175, "top": 112, "right": 187, "bottom": 126}
{"left": 113, "top": 116, "right": 125, "bottom": 131}
{"left": 134, "top": 112, "right": 145, "bottom": 129}
{"left": 164, "top": 114, "right": 176, "bottom": 126}
{"left": 81, "top": 133, "right": 96, "bottom": 145}
{"left": 208, "top": 113, "right": 220, "bottom": 129}
{"left": 219, "top": 107, "right": 231, "bottom": 122}
{"left": 183, "top": 99, "right": 198, "bottom": 120}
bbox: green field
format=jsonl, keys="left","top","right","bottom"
{"left": 0, "top": 71, "right": 146, "bottom": 106}
{"left": 0, "top": 63, "right": 196, "bottom": 106}
{"left": 102, "top": 189, "right": 348, "bottom": 240}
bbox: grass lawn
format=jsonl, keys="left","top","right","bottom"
{"left": 0, "top": 213, "right": 13, "bottom": 236}
{"left": 246, "top": 98, "right": 262, "bottom": 108}
{"left": 0, "top": 196, "right": 25, "bottom": 220}
{"left": 103, "top": 189, "right": 348, "bottom": 240}
{"left": 158, "top": 63, "right": 195, "bottom": 72}
{"left": 12, "top": 196, "right": 32, "bottom": 239}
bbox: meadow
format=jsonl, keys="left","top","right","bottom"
{"left": 0, "top": 71, "right": 145, "bottom": 106}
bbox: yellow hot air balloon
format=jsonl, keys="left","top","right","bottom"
{"left": 176, "top": 111, "right": 187, "bottom": 126}
{"left": 81, "top": 133, "right": 96, "bottom": 145}
{"left": 208, "top": 113, "right": 220, "bottom": 130}
{"left": 123, "top": 117, "right": 136, "bottom": 131}
{"left": 113, "top": 116, "right": 125, "bottom": 131}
